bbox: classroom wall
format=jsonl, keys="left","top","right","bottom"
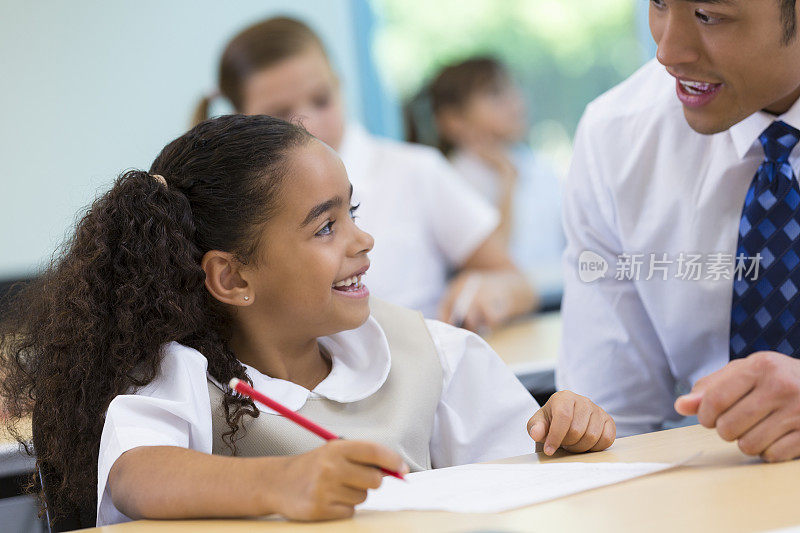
{"left": 0, "top": 0, "right": 391, "bottom": 280}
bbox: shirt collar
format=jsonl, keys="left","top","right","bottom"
{"left": 729, "top": 95, "right": 800, "bottom": 160}
{"left": 239, "top": 314, "right": 391, "bottom": 413}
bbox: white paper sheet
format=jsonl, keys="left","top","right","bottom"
{"left": 358, "top": 462, "right": 676, "bottom": 513}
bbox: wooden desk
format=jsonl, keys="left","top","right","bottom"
{"left": 485, "top": 311, "right": 561, "bottom": 395}
{"left": 80, "top": 424, "right": 800, "bottom": 533}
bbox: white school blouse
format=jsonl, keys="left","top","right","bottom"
{"left": 337, "top": 123, "right": 500, "bottom": 318}
{"left": 558, "top": 58, "right": 800, "bottom": 437}
{"left": 96, "top": 318, "right": 538, "bottom": 525}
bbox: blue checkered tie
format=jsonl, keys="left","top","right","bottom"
{"left": 730, "top": 121, "right": 800, "bottom": 359}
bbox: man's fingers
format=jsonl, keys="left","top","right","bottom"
{"left": 527, "top": 409, "right": 550, "bottom": 443}
{"left": 696, "top": 362, "right": 757, "bottom": 428}
{"left": 761, "top": 429, "right": 800, "bottom": 463}
{"left": 543, "top": 398, "right": 575, "bottom": 455}
{"left": 714, "top": 388, "right": 777, "bottom": 442}
{"left": 674, "top": 369, "right": 717, "bottom": 415}
{"left": 736, "top": 409, "right": 792, "bottom": 456}
{"left": 674, "top": 392, "right": 703, "bottom": 416}
{"left": 692, "top": 373, "right": 713, "bottom": 393}
{"left": 698, "top": 383, "right": 756, "bottom": 428}
{"left": 562, "top": 411, "right": 604, "bottom": 453}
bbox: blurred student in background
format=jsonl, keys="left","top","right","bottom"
{"left": 429, "top": 58, "right": 564, "bottom": 290}
{"left": 194, "top": 17, "right": 536, "bottom": 332}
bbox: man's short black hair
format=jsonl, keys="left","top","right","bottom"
{"left": 781, "top": 0, "right": 797, "bottom": 43}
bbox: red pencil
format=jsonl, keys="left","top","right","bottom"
{"left": 229, "top": 378, "right": 405, "bottom": 481}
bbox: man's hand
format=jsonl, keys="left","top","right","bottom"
{"left": 675, "top": 351, "right": 800, "bottom": 462}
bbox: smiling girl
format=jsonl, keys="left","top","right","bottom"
{"left": 1, "top": 115, "right": 614, "bottom": 528}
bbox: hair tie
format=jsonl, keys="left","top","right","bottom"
{"left": 151, "top": 174, "right": 167, "bottom": 188}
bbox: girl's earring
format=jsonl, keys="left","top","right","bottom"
{"left": 243, "top": 296, "right": 250, "bottom": 301}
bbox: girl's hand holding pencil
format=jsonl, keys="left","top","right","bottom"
{"left": 272, "top": 440, "right": 409, "bottom": 520}
{"left": 229, "top": 378, "right": 409, "bottom": 520}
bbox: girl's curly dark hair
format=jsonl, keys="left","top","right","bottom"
{"left": 0, "top": 114, "right": 311, "bottom": 523}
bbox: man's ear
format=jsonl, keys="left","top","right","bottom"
{"left": 201, "top": 250, "right": 254, "bottom": 306}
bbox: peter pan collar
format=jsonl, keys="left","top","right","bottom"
{"left": 233, "top": 315, "right": 391, "bottom": 414}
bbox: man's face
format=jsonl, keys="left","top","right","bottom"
{"left": 650, "top": 0, "right": 800, "bottom": 134}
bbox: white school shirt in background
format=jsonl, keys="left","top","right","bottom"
{"left": 558, "top": 58, "right": 800, "bottom": 437}
{"left": 96, "top": 318, "right": 538, "bottom": 526}
{"left": 449, "top": 145, "right": 565, "bottom": 297}
{"left": 337, "top": 123, "right": 500, "bottom": 318}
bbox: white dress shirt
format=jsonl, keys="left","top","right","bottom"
{"left": 338, "top": 123, "right": 500, "bottom": 317}
{"left": 96, "top": 317, "right": 538, "bottom": 525}
{"left": 558, "top": 59, "right": 800, "bottom": 437}
{"left": 449, "top": 145, "right": 565, "bottom": 294}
